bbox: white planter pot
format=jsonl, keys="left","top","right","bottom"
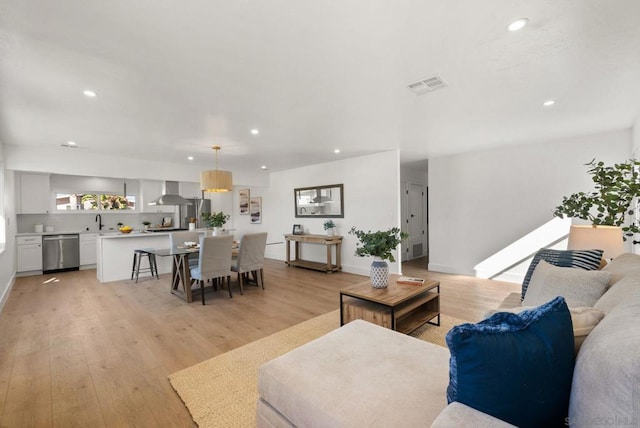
{"left": 370, "top": 257, "right": 389, "bottom": 288}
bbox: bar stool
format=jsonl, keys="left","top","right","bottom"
{"left": 131, "top": 248, "right": 159, "bottom": 283}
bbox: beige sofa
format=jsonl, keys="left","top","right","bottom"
{"left": 257, "top": 253, "right": 640, "bottom": 427}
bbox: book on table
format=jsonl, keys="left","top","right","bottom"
{"left": 397, "top": 276, "right": 425, "bottom": 286}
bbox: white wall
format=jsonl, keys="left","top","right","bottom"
{"left": 259, "top": 150, "right": 402, "bottom": 276}
{"left": 633, "top": 115, "right": 640, "bottom": 157}
{"left": 0, "top": 146, "right": 17, "bottom": 313}
{"left": 428, "top": 129, "right": 632, "bottom": 280}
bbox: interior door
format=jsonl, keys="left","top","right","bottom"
{"left": 408, "top": 184, "right": 424, "bottom": 259}
{"left": 400, "top": 181, "right": 409, "bottom": 261}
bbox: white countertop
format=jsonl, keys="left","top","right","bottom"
{"left": 16, "top": 230, "right": 111, "bottom": 236}
{"left": 17, "top": 228, "right": 211, "bottom": 237}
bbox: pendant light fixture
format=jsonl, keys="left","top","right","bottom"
{"left": 200, "top": 145, "right": 233, "bottom": 192}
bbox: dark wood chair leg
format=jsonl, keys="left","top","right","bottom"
{"left": 238, "top": 272, "right": 244, "bottom": 295}
{"left": 226, "top": 276, "right": 232, "bottom": 298}
{"left": 259, "top": 268, "right": 265, "bottom": 289}
{"left": 201, "top": 280, "right": 205, "bottom": 305}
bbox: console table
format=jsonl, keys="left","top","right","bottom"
{"left": 284, "top": 234, "right": 343, "bottom": 273}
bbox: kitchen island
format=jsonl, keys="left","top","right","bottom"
{"left": 97, "top": 230, "right": 208, "bottom": 282}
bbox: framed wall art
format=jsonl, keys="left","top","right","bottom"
{"left": 250, "top": 197, "right": 262, "bottom": 224}
{"left": 239, "top": 189, "right": 250, "bottom": 215}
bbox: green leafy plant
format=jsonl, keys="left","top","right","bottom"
{"left": 101, "top": 194, "right": 129, "bottom": 210}
{"left": 553, "top": 159, "right": 640, "bottom": 241}
{"left": 142, "top": 221, "right": 151, "bottom": 226}
{"left": 323, "top": 220, "right": 336, "bottom": 230}
{"left": 202, "top": 211, "right": 230, "bottom": 228}
{"left": 349, "top": 227, "right": 408, "bottom": 262}
{"left": 117, "top": 222, "right": 123, "bottom": 227}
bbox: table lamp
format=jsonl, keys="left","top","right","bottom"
{"left": 567, "top": 225, "right": 624, "bottom": 260}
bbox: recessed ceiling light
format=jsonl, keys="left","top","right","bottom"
{"left": 543, "top": 99, "right": 555, "bottom": 107}
{"left": 251, "top": 129, "right": 259, "bottom": 135}
{"left": 83, "top": 89, "right": 97, "bottom": 97}
{"left": 67, "top": 141, "right": 77, "bottom": 146}
{"left": 507, "top": 18, "right": 529, "bottom": 32}
{"left": 260, "top": 165, "right": 267, "bottom": 170}
{"left": 187, "top": 156, "right": 194, "bottom": 161}
{"left": 334, "top": 149, "right": 341, "bottom": 154}
{"left": 60, "top": 141, "right": 78, "bottom": 148}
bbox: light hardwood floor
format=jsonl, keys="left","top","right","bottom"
{"left": 0, "top": 257, "right": 518, "bottom": 427}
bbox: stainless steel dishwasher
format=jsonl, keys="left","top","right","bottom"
{"left": 42, "top": 234, "right": 80, "bottom": 273}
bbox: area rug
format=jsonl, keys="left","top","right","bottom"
{"left": 168, "top": 310, "right": 467, "bottom": 428}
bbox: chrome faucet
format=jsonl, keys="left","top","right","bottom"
{"left": 95, "top": 214, "right": 104, "bottom": 230}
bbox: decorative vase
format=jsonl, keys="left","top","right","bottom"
{"left": 327, "top": 227, "right": 335, "bottom": 236}
{"left": 212, "top": 227, "right": 223, "bottom": 236}
{"left": 370, "top": 257, "right": 389, "bottom": 288}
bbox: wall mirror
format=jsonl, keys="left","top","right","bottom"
{"left": 294, "top": 184, "right": 344, "bottom": 218}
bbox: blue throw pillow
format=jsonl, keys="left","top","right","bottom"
{"left": 521, "top": 248, "right": 603, "bottom": 299}
{"left": 446, "top": 296, "right": 575, "bottom": 428}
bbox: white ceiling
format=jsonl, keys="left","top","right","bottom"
{"left": 1, "top": 0, "right": 639, "bottom": 175}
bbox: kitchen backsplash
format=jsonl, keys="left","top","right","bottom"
{"left": 17, "top": 212, "right": 173, "bottom": 233}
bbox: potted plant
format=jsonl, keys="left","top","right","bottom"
{"left": 554, "top": 159, "right": 640, "bottom": 243}
{"left": 349, "top": 226, "right": 408, "bottom": 288}
{"left": 323, "top": 220, "right": 336, "bottom": 236}
{"left": 203, "top": 211, "right": 231, "bottom": 235}
{"left": 142, "top": 220, "right": 151, "bottom": 230}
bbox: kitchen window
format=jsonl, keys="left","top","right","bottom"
{"left": 56, "top": 193, "right": 136, "bottom": 211}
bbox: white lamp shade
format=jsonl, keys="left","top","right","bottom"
{"left": 200, "top": 170, "right": 233, "bottom": 192}
{"left": 567, "top": 225, "right": 624, "bottom": 259}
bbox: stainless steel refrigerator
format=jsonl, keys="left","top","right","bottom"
{"left": 180, "top": 198, "right": 211, "bottom": 229}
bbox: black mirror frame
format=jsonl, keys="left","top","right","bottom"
{"left": 294, "top": 184, "right": 344, "bottom": 218}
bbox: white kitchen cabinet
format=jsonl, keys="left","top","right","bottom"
{"left": 19, "top": 173, "right": 51, "bottom": 214}
{"left": 17, "top": 236, "right": 43, "bottom": 272}
{"left": 139, "top": 180, "right": 175, "bottom": 213}
{"left": 80, "top": 233, "right": 97, "bottom": 266}
{"left": 179, "top": 181, "right": 202, "bottom": 199}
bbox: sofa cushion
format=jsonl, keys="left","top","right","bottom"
{"left": 601, "top": 252, "right": 640, "bottom": 287}
{"left": 258, "top": 319, "right": 451, "bottom": 427}
{"left": 569, "top": 300, "right": 640, "bottom": 425}
{"left": 446, "top": 296, "right": 575, "bottom": 428}
{"left": 522, "top": 260, "right": 610, "bottom": 308}
{"left": 594, "top": 270, "right": 640, "bottom": 314}
{"left": 484, "top": 304, "right": 605, "bottom": 354}
{"left": 521, "top": 248, "right": 603, "bottom": 299}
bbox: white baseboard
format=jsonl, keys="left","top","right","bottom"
{"left": 490, "top": 272, "right": 524, "bottom": 284}
{"left": 427, "top": 263, "right": 476, "bottom": 277}
{"left": 0, "top": 273, "right": 16, "bottom": 314}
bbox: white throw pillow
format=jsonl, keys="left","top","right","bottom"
{"left": 523, "top": 260, "right": 611, "bottom": 308}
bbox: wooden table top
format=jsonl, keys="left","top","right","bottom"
{"left": 340, "top": 274, "right": 439, "bottom": 306}
{"left": 284, "top": 234, "right": 343, "bottom": 243}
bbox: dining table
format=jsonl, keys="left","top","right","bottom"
{"left": 148, "top": 243, "right": 238, "bottom": 303}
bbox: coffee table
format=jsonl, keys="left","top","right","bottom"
{"left": 340, "top": 275, "right": 440, "bottom": 334}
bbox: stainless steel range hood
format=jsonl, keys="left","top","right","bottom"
{"left": 148, "top": 181, "right": 193, "bottom": 206}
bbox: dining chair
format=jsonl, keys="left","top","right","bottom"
{"left": 170, "top": 231, "right": 200, "bottom": 267}
{"left": 231, "top": 232, "right": 267, "bottom": 294}
{"left": 190, "top": 235, "right": 234, "bottom": 305}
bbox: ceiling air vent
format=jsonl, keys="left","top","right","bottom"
{"left": 407, "top": 75, "right": 447, "bottom": 95}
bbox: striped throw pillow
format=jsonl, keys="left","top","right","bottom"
{"left": 521, "top": 248, "right": 603, "bottom": 300}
